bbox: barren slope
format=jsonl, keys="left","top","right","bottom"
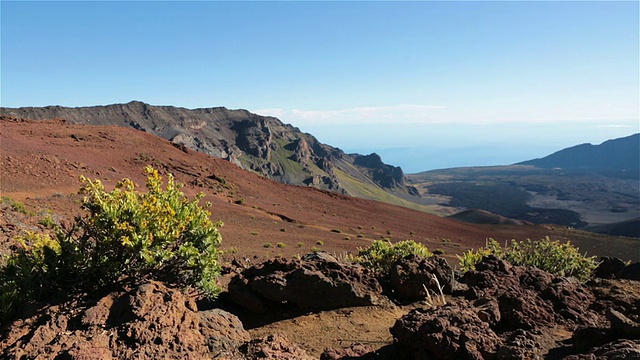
{"left": 1, "top": 116, "right": 638, "bottom": 262}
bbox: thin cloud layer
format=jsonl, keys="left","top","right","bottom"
{"left": 254, "top": 104, "right": 447, "bottom": 125}
{"left": 253, "top": 104, "right": 639, "bottom": 128}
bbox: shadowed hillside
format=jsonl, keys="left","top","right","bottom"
{"left": 517, "top": 133, "right": 639, "bottom": 177}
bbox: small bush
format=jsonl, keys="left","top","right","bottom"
{"left": 347, "top": 239, "right": 432, "bottom": 274}
{"left": 263, "top": 243, "right": 273, "bottom": 248}
{"left": 316, "top": 240, "right": 324, "bottom": 246}
{"left": 0, "top": 166, "right": 223, "bottom": 322}
{"left": 457, "top": 237, "right": 597, "bottom": 281}
{"left": 311, "top": 246, "right": 321, "bottom": 253}
{"left": 297, "top": 242, "right": 304, "bottom": 248}
{"left": 2, "top": 197, "right": 35, "bottom": 216}
{"left": 276, "top": 242, "right": 286, "bottom": 248}
{"left": 38, "top": 215, "right": 57, "bottom": 228}
{"left": 330, "top": 229, "right": 342, "bottom": 233}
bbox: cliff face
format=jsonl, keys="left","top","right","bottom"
{"left": 1, "top": 101, "right": 418, "bottom": 199}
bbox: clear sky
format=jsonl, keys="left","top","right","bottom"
{"left": 2, "top": 1, "right": 638, "bottom": 172}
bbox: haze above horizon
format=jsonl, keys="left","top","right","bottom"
{"left": 2, "top": 1, "right": 638, "bottom": 172}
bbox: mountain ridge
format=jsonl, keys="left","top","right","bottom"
{"left": 0, "top": 101, "right": 421, "bottom": 208}
{"left": 516, "top": 133, "right": 639, "bottom": 174}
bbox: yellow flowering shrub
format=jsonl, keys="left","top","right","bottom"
{"left": 0, "top": 166, "right": 222, "bottom": 323}
{"left": 347, "top": 239, "right": 432, "bottom": 274}
{"left": 457, "top": 237, "right": 596, "bottom": 282}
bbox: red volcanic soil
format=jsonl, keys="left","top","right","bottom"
{"left": 1, "top": 116, "right": 638, "bottom": 263}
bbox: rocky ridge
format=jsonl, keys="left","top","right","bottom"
{"left": 3, "top": 254, "right": 640, "bottom": 359}
{"left": 0, "top": 102, "right": 417, "bottom": 201}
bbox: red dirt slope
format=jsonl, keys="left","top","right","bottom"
{"left": 1, "top": 116, "right": 638, "bottom": 262}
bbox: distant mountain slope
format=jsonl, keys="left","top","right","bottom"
{"left": 0, "top": 101, "right": 421, "bottom": 208}
{"left": 584, "top": 218, "right": 640, "bottom": 238}
{"left": 516, "top": 133, "right": 639, "bottom": 173}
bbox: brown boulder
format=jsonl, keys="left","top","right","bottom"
{"left": 228, "top": 252, "right": 383, "bottom": 313}
{"left": 388, "top": 254, "right": 453, "bottom": 301}
{"left": 465, "top": 256, "right": 596, "bottom": 329}
{"left": 390, "top": 301, "right": 503, "bottom": 360}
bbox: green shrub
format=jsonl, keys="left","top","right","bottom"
{"left": 316, "top": 240, "right": 324, "bottom": 246}
{"left": 263, "top": 243, "right": 273, "bottom": 248}
{"left": 2, "top": 196, "right": 35, "bottom": 216}
{"left": 276, "top": 242, "right": 286, "bottom": 248}
{"left": 457, "top": 237, "right": 596, "bottom": 281}
{"left": 0, "top": 166, "right": 223, "bottom": 323}
{"left": 297, "top": 242, "right": 305, "bottom": 248}
{"left": 347, "top": 239, "right": 432, "bottom": 274}
{"left": 38, "top": 215, "right": 57, "bottom": 228}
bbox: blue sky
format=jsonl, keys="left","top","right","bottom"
{"left": 2, "top": 1, "right": 638, "bottom": 172}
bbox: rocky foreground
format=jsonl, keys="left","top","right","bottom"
{"left": 1, "top": 253, "right": 639, "bottom": 359}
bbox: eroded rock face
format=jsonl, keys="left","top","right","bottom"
{"left": 390, "top": 301, "right": 503, "bottom": 360}
{"left": 496, "top": 329, "right": 544, "bottom": 360}
{"left": 1, "top": 281, "right": 249, "bottom": 359}
{"left": 464, "top": 256, "right": 597, "bottom": 329}
{"left": 228, "top": 252, "right": 383, "bottom": 313}
{"left": 388, "top": 254, "right": 453, "bottom": 301}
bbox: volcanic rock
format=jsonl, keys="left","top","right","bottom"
{"left": 595, "top": 257, "right": 627, "bottom": 279}
{"left": 240, "top": 333, "right": 313, "bottom": 360}
{"left": 565, "top": 339, "right": 640, "bottom": 359}
{"left": 464, "top": 256, "right": 596, "bottom": 329}
{"left": 390, "top": 301, "right": 503, "bottom": 360}
{"left": 1, "top": 281, "right": 249, "bottom": 359}
{"left": 228, "top": 252, "right": 383, "bottom": 313}
{"left": 388, "top": 254, "right": 453, "bottom": 301}
{"left": 320, "top": 343, "right": 376, "bottom": 360}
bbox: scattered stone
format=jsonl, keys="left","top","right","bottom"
{"left": 240, "top": 333, "right": 314, "bottom": 360}
{"left": 320, "top": 343, "right": 376, "bottom": 360}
